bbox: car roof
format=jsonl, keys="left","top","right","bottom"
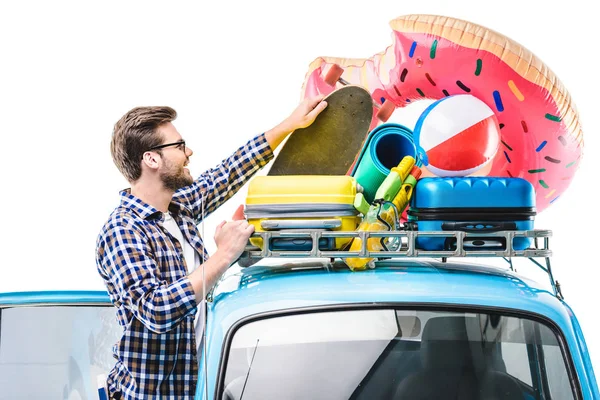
{"left": 211, "top": 258, "right": 569, "bottom": 325}
{"left": 0, "top": 258, "right": 566, "bottom": 322}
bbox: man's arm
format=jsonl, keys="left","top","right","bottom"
{"left": 173, "top": 95, "right": 327, "bottom": 222}
{"left": 97, "top": 215, "right": 199, "bottom": 334}
{"left": 173, "top": 133, "right": 272, "bottom": 221}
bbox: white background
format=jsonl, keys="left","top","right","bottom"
{"left": 1, "top": 0, "right": 597, "bottom": 375}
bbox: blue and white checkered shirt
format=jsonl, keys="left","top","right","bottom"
{"left": 96, "top": 133, "right": 273, "bottom": 399}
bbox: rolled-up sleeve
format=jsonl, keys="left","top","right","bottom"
{"left": 96, "top": 216, "right": 197, "bottom": 334}
{"left": 173, "top": 133, "right": 273, "bottom": 221}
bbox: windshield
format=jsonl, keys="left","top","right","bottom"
{"left": 0, "top": 305, "right": 121, "bottom": 400}
{"left": 221, "top": 308, "right": 576, "bottom": 400}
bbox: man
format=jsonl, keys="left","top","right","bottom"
{"left": 96, "top": 95, "right": 327, "bottom": 399}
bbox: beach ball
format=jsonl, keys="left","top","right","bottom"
{"left": 414, "top": 94, "right": 500, "bottom": 177}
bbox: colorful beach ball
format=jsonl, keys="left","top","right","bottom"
{"left": 414, "top": 94, "right": 501, "bottom": 177}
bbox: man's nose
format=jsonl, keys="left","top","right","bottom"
{"left": 186, "top": 146, "right": 193, "bottom": 157}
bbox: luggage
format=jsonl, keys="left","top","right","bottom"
{"left": 245, "top": 175, "right": 362, "bottom": 251}
{"left": 407, "top": 177, "right": 536, "bottom": 251}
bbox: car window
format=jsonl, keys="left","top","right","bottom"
{"left": 500, "top": 315, "right": 574, "bottom": 399}
{"left": 220, "top": 309, "right": 576, "bottom": 400}
{"left": 0, "top": 305, "right": 121, "bottom": 400}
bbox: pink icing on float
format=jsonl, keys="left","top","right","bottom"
{"left": 302, "top": 14, "right": 583, "bottom": 213}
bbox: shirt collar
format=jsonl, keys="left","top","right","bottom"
{"left": 119, "top": 189, "right": 183, "bottom": 220}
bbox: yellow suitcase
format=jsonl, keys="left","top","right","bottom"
{"left": 245, "top": 175, "right": 362, "bottom": 251}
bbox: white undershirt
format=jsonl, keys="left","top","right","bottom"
{"left": 163, "top": 212, "right": 200, "bottom": 274}
{"left": 162, "top": 212, "right": 204, "bottom": 354}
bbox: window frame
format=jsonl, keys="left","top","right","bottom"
{"left": 213, "top": 303, "right": 582, "bottom": 400}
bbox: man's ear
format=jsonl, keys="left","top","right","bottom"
{"left": 142, "top": 151, "right": 161, "bottom": 171}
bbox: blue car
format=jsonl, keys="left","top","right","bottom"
{"left": 1, "top": 229, "right": 598, "bottom": 399}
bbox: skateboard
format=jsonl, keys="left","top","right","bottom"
{"left": 268, "top": 85, "right": 373, "bottom": 176}
{"left": 268, "top": 65, "right": 395, "bottom": 176}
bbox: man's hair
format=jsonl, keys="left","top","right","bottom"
{"left": 111, "top": 106, "right": 177, "bottom": 182}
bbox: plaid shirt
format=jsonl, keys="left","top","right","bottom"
{"left": 96, "top": 133, "right": 273, "bottom": 399}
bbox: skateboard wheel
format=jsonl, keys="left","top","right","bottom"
{"left": 376, "top": 99, "right": 395, "bottom": 122}
{"left": 324, "top": 64, "right": 344, "bottom": 86}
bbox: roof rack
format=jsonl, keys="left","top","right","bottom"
{"left": 240, "top": 229, "right": 562, "bottom": 299}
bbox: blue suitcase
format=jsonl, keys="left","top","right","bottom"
{"left": 407, "top": 177, "right": 536, "bottom": 251}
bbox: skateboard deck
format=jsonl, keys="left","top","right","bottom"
{"left": 268, "top": 85, "right": 373, "bottom": 176}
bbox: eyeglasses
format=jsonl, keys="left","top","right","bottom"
{"left": 147, "top": 140, "right": 186, "bottom": 153}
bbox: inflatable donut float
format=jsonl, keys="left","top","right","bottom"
{"left": 302, "top": 14, "right": 583, "bottom": 214}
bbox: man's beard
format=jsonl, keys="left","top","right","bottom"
{"left": 160, "top": 162, "right": 193, "bottom": 191}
